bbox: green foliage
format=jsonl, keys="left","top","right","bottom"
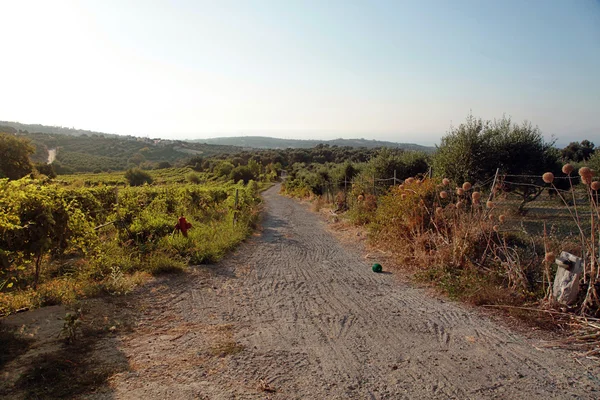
{"left": 186, "top": 172, "right": 202, "bottom": 184}
{"left": 15, "top": 130, "right": 236, "bottom": 173}
{"left": 34, "top": 163, "right": 57, "bottom": 178}
{"left": 156, "top": 161, "right": 172, "bottom": 169}
{"left": 124, "top": 168, "right": 153, "bottom": 186}
{"left": 0, "top": 168, "right": 263, "bottom": 315}
{"left": 0, "top": 179, "right": 98, "bottom": 289}
{"left": 0, "top": 133, "right": 35, "bottom": 180}
{"left": 561, "top": 140, "right": 595, "bottom": 162}
{"left": 145, "top": 252, "right": 187, "bottom": 275}
{"left": 230, "top": 165, "right": 256, "bottom": 184}
{"left": 214, "top": 161, "right": 234, "bottom": 178}
{"left": 433, "top": 115, "right": 559, "bottom": 185}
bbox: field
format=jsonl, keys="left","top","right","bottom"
{"left": 0, "top": 167, "right": 271, "bottom": 316}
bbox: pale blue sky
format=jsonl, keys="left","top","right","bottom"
{"left": 1, "top": 0, "right": 599, "bottom": 145}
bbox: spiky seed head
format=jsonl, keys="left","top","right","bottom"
{"left": 493, "top": 225, "right": 499, "bottom": 232}
{"left": 439, "top": 191, "right": 448, "bottom": 199}
{"left": 462, "top": 182, "right": 472, "bottom": 191}
{"left": 486, "top": 200, "right": 494, "bottom": 209}
{"left": 592, "top": 181, "right": 600, "bottom": 191}
{"left": 562, "top": 164, "right": 574, "bottom": 175}
{"left": 456, "top": 188, "right": 465, "bottom": 196}
{"left": 498, "top": 214, "right": 506, "bottom": 223}
{"left": 544, "top": 252, "right": 555, "bottom": 263}
{"left": 542, "top": 172, "right": 554, "bottom": 184}
{"left": 442, "top": 178, "right": 450, "bottom": 186}
{"left": 471, "top": 191, "right": 481, "bottom": 201}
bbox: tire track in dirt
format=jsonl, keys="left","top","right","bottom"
{"left": 88, "top": 184, "right": 599, "bottom": 399}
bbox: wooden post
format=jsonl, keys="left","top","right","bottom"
{"left": 488, "top": 168, "right": 500, "bottom": 202}
{"left": 394, "top": 170, "right": 397, "bottom": 185}
{"left": 233, "top": 189, "right": 239, "bottom": 226}
{"left": 344, "top": 175, "right": 348, "bottom": 208}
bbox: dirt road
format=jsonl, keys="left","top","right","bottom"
{"left": 85, "top": 184, "right": 598, "bottom": 399}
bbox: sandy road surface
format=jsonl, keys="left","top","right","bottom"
{"left": 86, "top": 184, "right": 598, "bottom": 399}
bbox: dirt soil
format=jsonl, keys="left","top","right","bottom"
{"left": 2, "top": 184, "right": 600, "bottom": 399}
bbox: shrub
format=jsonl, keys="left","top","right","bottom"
{"left": 186, "top": 172, "right": 202, "bottom": 184}
{"left": 230, "top": 166, "right": 256, "bottom": 184}
{"left": 124, "top": 168, "right": 153, "bottom": 186}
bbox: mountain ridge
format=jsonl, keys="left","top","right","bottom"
{"left": 193, "top": 136, "right": 435, "bottom": 152}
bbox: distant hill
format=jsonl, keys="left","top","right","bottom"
{"left": 0, "top": 120, "right": 120, "bottom": 138}
{"left": 194, "top": 136, "right": 435, "bottom": 152}
{"left": 0, "top": 121, "right": 241, "bottom": 174}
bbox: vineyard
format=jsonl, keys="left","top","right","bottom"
{"left": 0, "top": 167, "right": 270, "bottom": 316}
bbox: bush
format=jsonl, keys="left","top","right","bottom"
{"left": 186, "top": 172, "right": 202, "bottom": 184}
{"left": 230, "top": 166, "right": 256, "bottom": 184}
{"left": 124, "top": 168, "right": 153, "bottom": 186}
{"left": 157, "top": 161, "right": 172, "bottom": 169}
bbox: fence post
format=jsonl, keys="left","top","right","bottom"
{"left": 394, "top": 170, "right": 397, "bottom": 185}
{"left": 488, "top": 168, "right": 500, "bottom": 202}
{"left": 233, "top": 188, "right": 239, "bottom": 226}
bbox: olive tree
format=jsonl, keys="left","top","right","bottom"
{"left": 0, "top": 133, "right": 34, "bottom": 180}
{"left": 433, "top": 115, "right": 561, "bottom": 212}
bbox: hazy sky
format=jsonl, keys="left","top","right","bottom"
{"left": 1, "top": 0, "right": 599, "bottom": 145}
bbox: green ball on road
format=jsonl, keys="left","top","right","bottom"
{"left": 372, "top": 263, "right": 383, "bottom": 273}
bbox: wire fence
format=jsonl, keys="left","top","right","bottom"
{"left": 306, "top": 169, "right": 596, "bottom": 239}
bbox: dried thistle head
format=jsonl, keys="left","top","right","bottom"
{"left": 439, "top": 191, "right": 448, "bottom": 199}
{"left": 542, "top": 172, "right": 554, "bottom": 184}
{"left": 493, "top": 225, "right": 499, "bottom": 232}
{"left": 488, "top": 213, "right": 495, "bottom": 221}
{"left": 592, "top": 181, "right": 600, "bottom": 191}
{"left": 471, "top": 191, "right": 481, "bottom": 201}
{"left": 562, "top": 164, "right": 574, "bottom": 175}
{"left": 399, "top": 184, "right": 405, "bottom": 190}
{"left": 498, "top": 214, "right": 506, "bottom": 223}
{"left": 579, "top": 166, "right": 591, "bottom": 176}
{"left": 486, "top": 200, "right": 494, "bottom": 209}
{"left": 456, "top": 201, "right": 464, "bottom": 209}
{"left": 358, "top": 194, "right": 364, "bottom": 201}
{"left": 456, "top": 188, "right": 465, "bottom": 196}
{"left": 406, "top": 177, "right": 415, "bottom": 184}
{"left": 435, "top": 207, "right": 443, "bottom": 215}
{"left": 401, "top": 193, "right": 407, "bottom": 200}
{"left": 579, "top": 167, "right": 593, "bottom": 184}
{"left": 442, "top": 178, "right": 450, "bottom": 186}
{"left": 462, "top": 182, "right": 472, "bottom": 191}
{"left": 544, "top": 252, "right": 555, "bottom": 263}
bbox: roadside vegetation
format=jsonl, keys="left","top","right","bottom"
{"left": 282, "top": 115, "right": 600, "bottom": 335}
